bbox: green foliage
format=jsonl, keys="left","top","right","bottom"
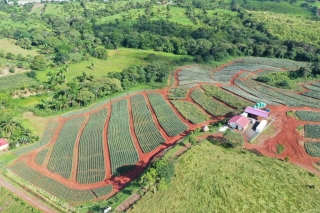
{"left": 30, "top": 55, "right": 47, "bottom": 71}
{"left": 130, "top": 94, "right": 165, "bottom": 153}
{"left": 304, "top": 142, "right": 320, "bottom": 157}
{"left": 0, "top": 73, "right": 38, "bottom": 92}
{"left": 9, "top": 67, "right": 15, "bottom": 73}
{"left": 304, "top": 124, "right": 320, "bottom": 139}
{"left": 147, "top": 93, "right": 188, "bottom": 137}
{"left": 296, "top": 111, "right": 320, "bottom": 122}
{"left": 10, "top": 162, "right": 113, "bottom": 202}
{"left": 201, "top": 85, "right": 252, "bottom": 109}
{"left": 131, "top": 141, "right": 320, "bottom": 212}
{"left": 140, "top": 159, "right": 174, "bottom": 191}
{"left": 171, "top": 100, "right": 209, "bottom": 124}
{"left": 223, "top": 130, "right": 244, "bottom": 148}
{"left": 168, "top": 85, "right": 195, "bottom": 100}
{"left": 0, "top": 187, "right": 41, "bottom": 213}
{"left": 77, "top": 108, "right": 108, "bottom": 184}
{"left": 276, "top": 144, "right": 285, "bottom": 155}
{"left": 191, "top": 89, "right": 231, "bottom": 116}
{"left": 35, "top": 148, "right": 48, "bottom": 166}
{"left": 303, "top": 91, "right": 320, "bottom": 100}
{"left": 189, "top": 135, "right": 197, "bottom": 146}
{"left": 93, "top": 47, "right": 108, "bottom": 60}
{"left": 107, "top": 99, "right": 139, "bottom": 176}
{"left": 47, "top": 116, "right": 85, "bottom": 179}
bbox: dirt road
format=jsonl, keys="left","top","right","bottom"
{"left": 0, "top": 175, "right": 57, "bottom": 213}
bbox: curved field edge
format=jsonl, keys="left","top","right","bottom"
{"left": 130, "top": 141, "right": 320, "bottom": 213}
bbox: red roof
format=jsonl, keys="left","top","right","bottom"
{"left": 0, "top": 138, "right": 8, "bottom": 147}
{"left": 229, "top": 115, "right": 250, "bottom": 128}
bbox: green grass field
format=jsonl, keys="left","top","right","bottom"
{"left": 0, "top": 39, "right": 38, "bottom": 57}
{"left": 37, "top": 48, "right": 191, "bottom": 83}
{"left": 130, "top": 141, "right": 320, "bottom": 212}
{"left": 0, "top": 187, "right": 40, "bottom": 213}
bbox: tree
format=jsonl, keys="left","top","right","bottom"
{"left": 276, "top": 144, "right": 285, "bottom": 159}
{"left": 30, "top": 55, "right": 47, "bottom": 71}
{"left": 93, "top": 47, "right": 108, "bottom": 60}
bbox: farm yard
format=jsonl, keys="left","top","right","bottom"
{"left": 8, "top": 57, "right": 320, "bottom": 207}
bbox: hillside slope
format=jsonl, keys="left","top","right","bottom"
{"left": 130, "top": 141, "right": 320, "bottom": 212}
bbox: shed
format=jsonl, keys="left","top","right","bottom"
{"left": 228, "top": 115, "right": 250, "bottom": 131}
{"left": 202, "top": 125, "right": 209, "bottom": 132}
{"left": 0, "top": 139, "right": 9, "bottom": 151}
{"left": 256, "top": 120, "right": 267, "bottom": 133}
{"left": 244, "top": 107, "right": 269, "bottom": 119}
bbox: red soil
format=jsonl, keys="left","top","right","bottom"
{"left": 10, "top": 64, "right": 320, "bottom": 204}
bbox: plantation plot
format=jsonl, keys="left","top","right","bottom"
{"left": 10, "top": 162, "right": 113, "bottom": 202}
{"left": 304, "top": 124, "right": 320, "bottom": 139}
{"left": 0, "top": 73, "right": 38, "bottom": 92}
{"left": 304, "top": 142, "right": 320, "bottom": 158}
{"left": 171, "top": 101, "right": 209, "bottom": 124}
{"left": 47, "top": 116, "right": 86, "bottom": 179}
{"left": 296, "top": 111, "right": 320, "bottom": 122}
{"left": 35, "top": 149, "right": 48, "bottom": 166}
{"left": 76, "top": 108, "right": 108, "bottom": 184}
{"left": 130, "top": 95, "right": 165, "bottom": 153}
{"left": 168, "top": 84, "right": 197, "bottom": 100}
{"left": 302, "top": 91, "right": 320, "bottom": 100}
{"left": 147, "top": 93, "right": 188, "bottom": 137}
{"left": 107, "top": 99, "right": 139, "bottom": 176}
{"left": 304, "top": 84, "right": 320, "bottom": 92}
{"left": 190, "top": 89, "right": 231, "bottom": 116}
{"left": 222, "top": 85, "right": 280, "bottom": 105}
{"left": 39, "top": 121, "right": 59, "bottom": 146}
{"left": 178, "top": 66, "right": 216, "bottom": 86}
{"left": 201, "top": 85, "right": 252, "bottom": 109}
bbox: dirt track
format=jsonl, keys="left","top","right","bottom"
{"left": 0, "top": 175, "right": 57, "bottom": 213}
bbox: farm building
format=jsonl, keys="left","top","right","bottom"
{"left": 228, "top": 115, "right": 250, "bottom": 131}
{"left": 256, "top": 120, "right": 267, "bottom": 133}
{"left": 244, "top": 107, "right": 269, "bottom": 120}
{"left": 0, "top": 139, "right": 9, "bottom": 151}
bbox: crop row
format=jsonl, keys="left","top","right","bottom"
{"left": 168, "top": 84, "right": 197, "bottom": 100}
{"left": 234, "top": 79, "right": 285, "bottom": 105}
{"left": 237, "top": 57, "right": 307, "bottom": 69}
{"left": 221, "top": 85, "right": 280, "bottom": 105}
{"left": 35, "top": 149, "right": 48, "bottom": 166}
{"left": 0, "top": 73, "right": 38, "bottom": 92}
{"left": 77, "top": 108, "right": 108, "bottom": 184}
{"left": 147, "top": 93, "right": 188, "bottom": 137}
{"left": 201, "top": 85, "right": 252, "bottom": 109}
{"left": 178, "top": 66, "right": 216, "bottom": 86}
{"left": 107, "top": 99, "right": 139, "bottom": 176}
{"left": 190, "top": 89, "right": 230, "bottom": 116}
{"left": 304, "top": 142, "right": 320, "bottom": 158}
{"left": 39, "top": 121, "right": 59, "bottom": 146}
{"left": 243, "top": 79, "right": 303, "bottom": 107}
{"left": 304, "top": 84, "right": 320, "bottom": 92}
{"left": 302, "top": 91, "right": 320, "bottom": 100}
{"left": 130, "top": 95, "right": 165, "bottom": 153}
{"left": 171, "top": 101, "right": 209, "bottom": 124}
{"left": 253, "top": 81, "right": 320, "bottom": 108}
{"left": 296, "top": 111, "right": 320, "bottom": 122}
{"left": 10, "top": 162, "right": 112, "bottom": 202}
{"left": 305, "top": 124, "right": 320, "bottom": 139}
{"left": 47, "top": 116, "right": 85, "bottom": 179}
{"left": 312, "top": 82, "right": 320, "bottom": 88}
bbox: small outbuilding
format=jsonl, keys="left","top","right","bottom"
{"left": 244, "top": 107, "right": 269, "bottom": 119}
{"left": 256, "top": 120, "right": 267, "bottom": 133}
{"left": 228, "top": 115, "right": 250, "bottom": 131}
{"left": 202, "top": 125, "right": 209, "bottom": 132}
{"left": 0, "top": 139, "right": 9, "bottom": 151}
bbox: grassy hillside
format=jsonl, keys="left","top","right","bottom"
{"left": 37, "top": 48, "right": 191, "bottom": 83}
{"left": 130, "top": 141, "right": 320, "bottom": 212}
{"left": 0, "top": 39, "right": 38, "bottom": 57}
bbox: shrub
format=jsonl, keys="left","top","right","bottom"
{"left": 223, "top": 130, "right": 244, "bottom": 148}
{"left": 9, "top": 67, "right": 15, "bottom": 73}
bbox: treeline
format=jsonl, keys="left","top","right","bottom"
{"left": 33, "top": 58, "right": 187, "bottom": 115}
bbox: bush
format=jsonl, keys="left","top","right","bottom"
{"left": 9, "top": 67, "right": 15, "bottom": 73}
{"left": 189, "top": 135, "right": 197, "bottom": 146}
{"left": 223, "top": 130, "right": 244, "bottom": 148}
